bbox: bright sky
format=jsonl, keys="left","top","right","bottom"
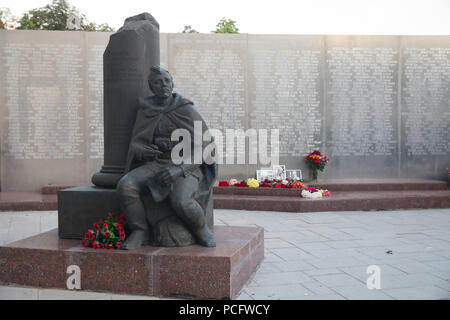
{"left": 2, "top": 0, "right": 450, "bottom": 35}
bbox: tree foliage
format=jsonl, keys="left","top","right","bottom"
{"left": 212, "top": 18, "right": 239, "bottom": 34}
{"left": 182, "top": 25, "right": 199, "bottom": 33}
{"left": 16, "top": 0, "right": 114, "bottom": 31}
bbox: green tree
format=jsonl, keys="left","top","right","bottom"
{"left": 17, "top": 0, "right": 114, "bottom": 31}
{"left": 212, "top": 18, "right": 239, "bottom": 34}
{"left": 181, "top": 25, "right": 199, "bottom": 33}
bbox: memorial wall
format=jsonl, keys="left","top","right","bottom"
{"left": 0, "top": 31, "right": 449, "bottom": 191}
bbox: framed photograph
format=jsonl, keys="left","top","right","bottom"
{"left": 256, "top": 169, "right": 273, "bottom": 182}
{"left": 286, "top": 169, "right": 302, "bottom": 181}
{"left": 272, "top": 165, "right": 286, "bottom": 180}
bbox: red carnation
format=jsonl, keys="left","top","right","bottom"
{"left": 103, "top": 223, "right": 108, "bottom": 229}
{"left": 120, "top": 232, "right": 126, "bottom": 239}
{"left": 235, "top": 181, "right": 248, "bottom": 187}
{"left": 93, "top": 223, "right": 98, "bottom": 229}
{"left": 219, "top": 181, "right": 229, "bottom": 187}
{"left": 104, "top": 231, "right": 111, "bottom": 237}
{"left": 116, "top": 242, "right": 122, "bottom": 248}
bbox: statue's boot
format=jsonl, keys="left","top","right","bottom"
{"left": 193, "top": 225, "right": 216, "bottom": 247}
{"left": 122, "top": 229, "right": 149, "bottom": 250}
{"left": 119, "top": 197, "right": 149, "bottom": 250}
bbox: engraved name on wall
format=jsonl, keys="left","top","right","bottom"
{"left": 3, "top": 42, "right": 84, "bottom": 160}
{"left": 402, "top": 47, "right": 450, "bottom": 156}
{"left": 168, "top": 35, "right": 248, "bottom": 157}
{"left": 87, "top": 44, "right": 106, "bottom": 160}
{"left": 248, "top": 37, "right": 323, "bottom": 157}
{"left": 326, "top": 46, "right": 398, "bottom": 157}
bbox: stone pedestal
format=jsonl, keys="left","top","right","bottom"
{"left": 0, "top": 226, "right": 264, "bottom": 299}
{"left": 58, "top": 185, "right": 121, "bottom": 239}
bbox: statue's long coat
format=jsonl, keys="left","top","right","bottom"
{"left": 125, "top": 93, "right": 217, "bottom": 200}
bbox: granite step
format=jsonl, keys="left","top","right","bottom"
{"left": 40, "top": 179, "right": 448, "bottom": 196}
{"left": 0, "top": 192, "right": 57, "bottom": 211}
{"left": 214, "top": 179, "right": 448, "bottom": 195}
{"left": 1, "top": 180, "right": 449, "bottom": 212}
{"left": 214, "top": 190, "right": 450, "bottom": 212}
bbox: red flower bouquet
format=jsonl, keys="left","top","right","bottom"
{"left": 219, "top": 180, "right": 230, "bottom": 187}
{"left": 305, "top": 150, "right": 329, "bottom": 172}
{"left": 234, "top": 180, "right": 248, "bottom": 187}
{"left": 82, "top": 213, "right": 127, "bottom": 249}
{"left": 305, "top": 150, "right": 329, "bottom": 181}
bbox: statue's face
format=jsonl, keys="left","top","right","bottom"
{"left": 149, "top": 72, "right": 173, "bottom": 98}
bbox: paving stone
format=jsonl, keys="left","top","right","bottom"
{"left": 290, "top": 241, "right": 333, "bottom": 252}
{"left": 235, "top": 290, "right": 254, "bottom": 300}
{"left": 313, "top": 273, "right": 365, "bottom": 288}
{"left": 396, "top": 252, "right": 447, "bottom": 262}
{"left": 271, "top": 260, "right": 316, "bottom": 272}
{"left": 377, "top": 273, "right": 449, "bottom": 290}
{"left": 253, "top": 262, "right": 283, "bottom": 274}
{"left": 244, "top": 283, "right": 314, "bottom": 300}
{"left": 332, "top": 286, "right": 394, "bottom": 300}
{"left": 264, "top": 238, "right": 296, "bottom": 249}
{"left": 300, "top": 293, "right": 347, "bottom": 300}
{"left": 37, "top": 289, "right": 114, "bottom": 300}
{"left": 301, "top": 281, "right": 337, "bottom": 295}
{"left": 338, "top": 264, "right": 406, "bottom": 283}
{"left": 269, "top": 247, "right": 315, "bottom": 261}
{"left": 382, "top": 286, "right": 450, "bottom": 300}
{"left": 305, "top": 256, "right": 368, "bottom": 269}
{"left": 0, "top": 286, "right": 38, "bottom": 300}
{"left": 252, "top": 271, "right": 313, "bottom": 286}
{"left": 308, "top": 248, "right": 362, "bottom": 259}
{"left": 304, "top": 268, "right": 343, "bottom": 277}
{"left": 387, "top": 259, "right": 445, "bottom": 274}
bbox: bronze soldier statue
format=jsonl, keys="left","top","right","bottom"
{"left": 117, "top": 66, "right": 217, "bottom": 250}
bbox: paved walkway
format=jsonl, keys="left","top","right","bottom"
{"left": 1, "top": 209, "right": 449, "bottom": 300}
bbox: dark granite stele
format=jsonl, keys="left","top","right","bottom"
{"left": 0, "top": 226, "right": 263, "bottom": 299}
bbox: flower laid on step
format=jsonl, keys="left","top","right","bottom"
{"left": 229, "top": 179, "right": 238, "bottom": 186}
{"left": 219, "top": 180, "right": 230, "bottom": 187}
{"left": 321, "top": 189, "right": 331, "bottom": 197}
{"left": 301, "top": 189, "right": 323, "bottom": 199}
{"left": 247, "top": 178, "right": 260, "bottom": 188}
{"left": 259, "top": 182, "right": 272, "bottom": 188}
{"left": 234, "top": 180, "right": 249, "bottom": 187}
{"left": 82, "top": 213, "right": 127, "bottom": 249}
{"left": 291, "top": 181, "right": 308, "bottom": 190}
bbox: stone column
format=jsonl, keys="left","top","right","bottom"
{"left": 92, "top": 13, "right": 160, "bottom": 188}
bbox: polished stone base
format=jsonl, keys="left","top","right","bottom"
{"left": 0, "top": 226, "right": 264, "bottom": 299}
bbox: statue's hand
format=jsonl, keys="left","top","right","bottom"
{"left": 154, "top": 166, "right": 183, "bottom": 186}
{"left": 141, "top": 144, "right": 163, "bottom": 161}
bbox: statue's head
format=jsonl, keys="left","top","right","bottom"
{"left": 148, "top": 66, "right": 173, "bottom": 99}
